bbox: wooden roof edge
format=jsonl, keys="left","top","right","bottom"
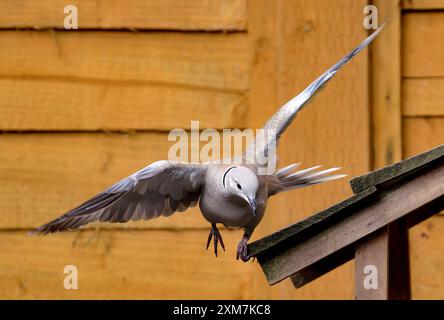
{"left": 247, "top": 186, "right": 378, "bottom": 258}
{"left": 350, "top": 144, "right": 444, "bottom": 194}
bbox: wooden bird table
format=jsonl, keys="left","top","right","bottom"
{"left": 248, "top": 144, "right": 444, "bottom": 300}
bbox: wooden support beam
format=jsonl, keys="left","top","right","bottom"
{"left": 355, "top": 220, "right": 411, "bottom": 300}
{"left": 355, "top": 227, "right": 389, "bottom": 299}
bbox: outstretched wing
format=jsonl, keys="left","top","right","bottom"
{"left": 248, "top": 24, "right": 385, "bottom": 162}
{"left": 32, "top": 161, "right": 208, "bottom": 234}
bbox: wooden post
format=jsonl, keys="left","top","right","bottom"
{"left": 355, "top": 219, "right": 411, "bottom": 300}
{"left": 355, "top": 227, "right": 389, "bottom": 299}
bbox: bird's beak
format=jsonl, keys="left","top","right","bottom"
{"left": 247, "top": 197, "right": 257, "bottom": 216}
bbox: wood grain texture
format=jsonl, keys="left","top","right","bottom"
{"left": 402, "top": 0, "right": 444, "bottom": 9}
{"left": 0, "top": 78, "right": 247, "bottom": 131}
{"left": 403, "top": 78, "right": 444, "bottom": 116}
{"left": 0, "top": 132, "right": 210, "bottom": 230}
{"left": 247, "top": 0, "right": 368, "bottom": 300}
{"left": 410, "top": 217, "right": 444, "bottom": 299}
{"left": 403, "top": 12, "right": 444, "bottom": 78}
{"left": 355, "top": 228, "right": 389, "bottom": 300}
{"left": 371, "top": 0, "right": 402, "bottom": 168}
{"left": 403, "top": 118, "right": 444, "bottom": 157}
{"left": 0, "top": 229, "right": 253, "bottom": 299}
{"left": 0, "top": 31, "right": 249, "bottom": 91}
{"left": 0, "top": 0, "right": 247, "bottom": 31}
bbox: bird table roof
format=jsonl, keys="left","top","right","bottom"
{"left": 248, "top": 144, "right": 444, "bottom": 286}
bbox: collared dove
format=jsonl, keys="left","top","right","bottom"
{"left": 33, "top": 25, "right": 384, "bottom": 261}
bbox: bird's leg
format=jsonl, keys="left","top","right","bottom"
{"left": 236, "top": 233, "right": 251, "bottom": 262}
{"left": 206, "top": 223, "right": 225, "bottom": 257}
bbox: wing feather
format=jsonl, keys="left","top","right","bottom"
{"left": 32, "top": 161, "right": 207, "bottom": 234}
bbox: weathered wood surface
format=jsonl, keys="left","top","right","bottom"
{"left": 371, "top": 0, "right": 402, "bottom": 168}
{"left": 355, "top": 228, "right": 389, "bottom": 300}
{"left": 257, "top": 162, "right": 444, "bottom": 285}
{"left": 350, "top": 144, "right": 444, "bottom": 193}
{"left": 0, "top": 0, "right": 247, "bottom": 31}
{"left": 355, "top": 220, "right": 411, "bottom": 300}
{"left": 403, "top": 12, "right": 444, "bottom": 78}
{"left": 402, "top": 0, "right": 444, "bottom": 9}
{"left": 403, "top": 79, "right": 444, "bottom": 117}
{"left": 0, "top": 31, "right": 249, "bottom": 92}
{"left": 0, "top": 132, "right": 209, "bottom": 230}
{"left": 0, "top": 78, "right": 247, "bottom": 131}
{"left": 248, "top": 187, "right": 378, "bottom": 257}
{"left": 0, "top": 229, "right": 252, "bottom": 299}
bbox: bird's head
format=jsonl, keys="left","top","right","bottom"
{"left": 223, "top": 166, "right": 259, "bottom": 215}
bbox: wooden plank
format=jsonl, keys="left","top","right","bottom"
{"left": 372, "top": 0, "right": 402, "bottom": 168}
{"left": 350, "top": 144, "right": 444, "bottom": 193}
{"left": 0, "top": 229, "right": 252, "bottom": 299}
{"left": 0, "top": 0, "right": 247, "bottom": 31}
{"left": 259, "top": 162, "right": 444, "bottom": 285}
{"left": 403, "top": 12, "right": 444, "bottom": 78}
{"left": 403, "top": 118, "right": 444, "bottom": 157}
{"left": 403, "top": 78, "right": 444, "bottom": 116}
{"left": 355, "top": 220, "right": 411, "bottom": 300}
{"left": 0, "top": 132, "right": 210, "bottom": 230}
{"left": 402, "top": 0, "right": 444, "bottom": 9}
{"left": 0, "top": 31, "right": 249, "bottom": 91}
{"left": 0, "top": 78, "right": 247, "bottom": 131}
{"left": 355, "top": 228, "right": 389, "bottom": 300}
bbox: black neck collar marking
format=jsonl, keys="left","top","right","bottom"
{"left": 222, "top": 166, "right": 237, "bottom": 188}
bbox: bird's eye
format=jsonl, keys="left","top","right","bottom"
{"left": 237, "top": 183, "right": 242, "bottom": 190}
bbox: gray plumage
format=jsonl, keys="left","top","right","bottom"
{"left": 33, "top": 26, "right": 384, "bottom": 261}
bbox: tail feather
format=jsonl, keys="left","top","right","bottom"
{"left": 281, "top": 165, "right": 322, "bottom": 182}
{"left": 276, "top": 164, "right": 346, "bottom": 192}
{"left": 276, "top": 163, "right": 301, "bottom": 178}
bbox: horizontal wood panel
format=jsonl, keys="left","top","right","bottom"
{"left": 410, "top": 217, "right": 444, "bottom": 299}
{"left": 402, "top": 78, "right": 444, "bottom": 116}
{"left": 403, "top": 12, "right": 444, "bottom": 77}
{"left": 0, "top": 31, "right": 249, "bottom": 91}
{"left": 0, "top": 132, "right": 210, "bottom": 230}
{"left": 0, "top": 78, "right": 247, "bottom": 130}
{"left": 402, "top": 0, "right": 444, "bottom": 9}
{"left": 403, "top": 117, "right": 444, "bottom": 157}
{"left": 0, "top": 0, "right": 247, "bottom": 31}
{"left": 0, "top": 229, "right": 252, "bottom": 299}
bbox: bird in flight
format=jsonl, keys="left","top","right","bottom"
{"left": 33, "top": 26, "right": 384, "bottom": 262}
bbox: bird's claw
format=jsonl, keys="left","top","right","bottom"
{"left": 236, "top": 238, "right": 250, "bottom": 262}
{"left": 206, "top": 224, "right": 225, "bottom": 257}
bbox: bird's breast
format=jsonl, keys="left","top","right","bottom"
{"left": 199, "top": 191, "right": 256, "bottom": 228}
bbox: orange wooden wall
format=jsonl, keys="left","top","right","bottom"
{"left": 0, "top": 0, "right": 442, "bottom": 299}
